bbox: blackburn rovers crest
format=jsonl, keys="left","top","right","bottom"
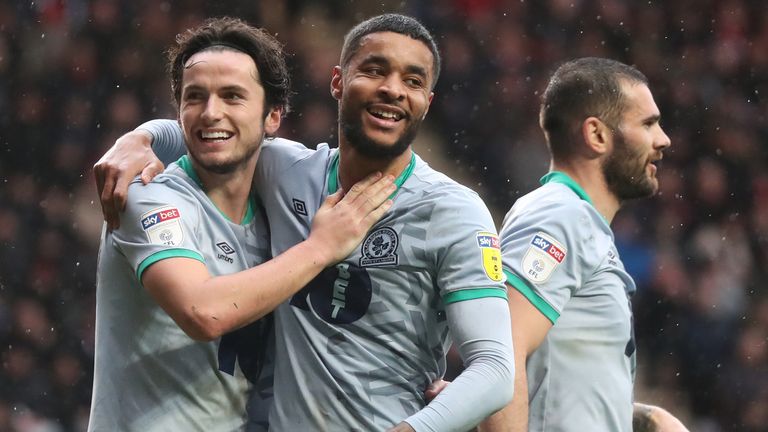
{"left": 360, "top": 227, "right": 399, "bottom": 267}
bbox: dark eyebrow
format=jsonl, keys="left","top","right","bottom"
{"left": 219, "top": 85, "right": 250, "bottom": 94}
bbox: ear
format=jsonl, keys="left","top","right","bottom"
{"left": 422, "top": 92, "right": 434, "bottom": 119}
{"left": 263, "top": 107, "right": 282, "bottom": 136}
{"left": 581, "top": 116, "right": 612, "bottom": 156}
{"left": 330, "top": 66, "right": 343, "bottom": 101}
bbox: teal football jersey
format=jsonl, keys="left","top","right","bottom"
{"left": 254, "top": 139, "right": 508, "bottom": 431}
{"left": 90, "top": 156, "right": 272, "bottom": 431}
{"left": 500, "top": 171, "right": 636, "bottom": 432}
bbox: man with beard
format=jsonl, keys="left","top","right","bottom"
{"left": 480, "top": 58, "right": 687, "bottom": 431}
{"left": 94, "top": 14, "right": 514, "bottom": 432}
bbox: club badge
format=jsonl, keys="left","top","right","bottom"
{"left": 359, "top": 227, "right": 398, "bottom": 267}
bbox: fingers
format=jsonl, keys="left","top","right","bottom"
{"left": 97, "top": 165, "right": 119, "bottom": 230}
{"left": 342, "top": 173, "right": 395, "bottom": 212}
{"left": 341, "top": 171, "right": 383, "bottom": 202}
{"left": 361, "top": 199, "right": 393, "bottom": 230}
{"left": 140, "top": 159, "right": 165, "bottom": 184}
{"left": 424, "top": 379, "right": 450, "bottom": 402}
{"left": 320, "top": 189, "right": 344, "bottom": 209}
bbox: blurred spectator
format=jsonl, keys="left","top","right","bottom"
{"left": 1, "top": 0, "right": 766, "bottom": 430}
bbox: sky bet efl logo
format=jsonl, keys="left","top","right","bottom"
{"left": 476, "top": 233, "right": 501, "bottom": 249}
{"left": 476, "top": 232, "right": 503, "bottom": 282}
{"left": 140, "top": 206, "right": 184, "bottom": 246}
{"left": 522, "top": 232, "right": 567, "bottom": 283}
{"left": 142, "top": 207, "right": 181, "bottom": 229}
{"left": 530, "top": 234, "right": 565, "bottom": 263}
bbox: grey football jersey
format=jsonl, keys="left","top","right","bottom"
{"left": 254, "top": 139, "right": 507, "bottom": 431}
{"left": 499, "top": 171, "right": 636, "bottom": 432}
{"left": 89, "top": 156, "right": 272, "bottom": 432}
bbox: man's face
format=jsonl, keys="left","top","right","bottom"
{"left": 179, "top": 49, "right": 280, "bottom": 174}
{"left": 332, "top": 32, "right": 434, "bottom": 159}
{"left": 602, "top": 81, "right": 671, "bottom": 201}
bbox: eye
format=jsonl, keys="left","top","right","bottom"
{"left": 183, "top": 91, "right": 205, "bottom": 102}
{"left": 404, "top": 77, "right": 425, "bottom": 88}
{"left": 363, "top": 66, "right": 384, "bottom": 76}
{"left": 224, "top": 92, "right": 243, "bottom": 101}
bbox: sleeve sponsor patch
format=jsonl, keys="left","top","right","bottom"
{"left": 521, "top": 232, "right": 567, "bottom": 283}
{"left": 476, "top": 232, "right": 503, "bottom": 282}
{"left": 140, "top": 206, "right": 184, "bottom": 246}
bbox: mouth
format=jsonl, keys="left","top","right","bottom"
{"left": 366, "top": 105, "right": 406, "bottom": 124}
{"left": 198, "top": 129, "right": 234, "bottom": 143}
{"left": 648, "top": 158, "right": 662, "bottom": 175}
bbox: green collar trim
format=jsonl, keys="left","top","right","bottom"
{"left": 327, "top": 151, "right": 416, "bottom": 199}
{"left": 177, "top": 155, "right": 256, "bottom": 224}
{"left": 540, "top": 171, "right": 594, "bottom": 206}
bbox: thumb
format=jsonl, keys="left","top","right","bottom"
{"left": 140, "top": 160, "right": 165, "bottom": 184}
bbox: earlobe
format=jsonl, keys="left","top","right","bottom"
{"left": 330, "top": 66, "right": 343, "bottom": 100}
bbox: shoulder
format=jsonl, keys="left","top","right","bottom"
{"left": 499, "top": 183, "right": 601, "bottom": 272}
{"left": 122, "top": 164, "right": 201, "bottom": 222}
{"left": 407, "top": 156, "right": 489, "bottom": 211}
{"left": 258, "top": 138, "right": 334, "bottom": 174}
{"left": 501, "top": 183, "right": 593, "bottom": 234}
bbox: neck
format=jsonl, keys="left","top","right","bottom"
{"left": 190, "top": 155, "right": 258, "bottom": 223}
{"left": 550, "top": 159, "right": 621, "bottom": 223}
{"left": 337, "top": 143, "right": 413, "bottom": 192}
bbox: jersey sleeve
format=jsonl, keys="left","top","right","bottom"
{"left": 403, "top": 297, "right": 514, "bottom": 431}
{"left": 430, "top": 189, "right": 507, "bottom": 304}
{"left": 137, "top": 119, "right": 187, "bottom": 166}
{"left": 111, "top": 178, "right": 205, "bottom": 281}
{"left": 499, "top": 199, "right": 593, "bottom": 323}
{"left": 254, "top": 137, "right": 316, "bottom": 188}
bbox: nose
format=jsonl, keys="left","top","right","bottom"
{"left": 201, "top": 96, "right": 224, "bottom": 123}
{"left": 656, "top": 125, "right": 671, "bottom": 150}
{"left": 378, "top": 74, "right": 406, "bottom": 101}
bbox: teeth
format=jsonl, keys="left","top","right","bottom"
{"left": 370, "top": 109, "right": 401, "bottom": 120}
{"left": 201, "top": 131, "right": 233, "bottom": 140}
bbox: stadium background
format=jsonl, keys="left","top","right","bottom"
{"left": 0, "top": 0, "right": 766, "bottom": 430}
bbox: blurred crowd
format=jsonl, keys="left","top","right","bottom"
{"left": 0, "top": 0, "right": 766, "bottom": 430}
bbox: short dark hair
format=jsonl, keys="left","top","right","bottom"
{"left": 540, "top": 57, "right": 648, "bottom": 160}
{"left": 167, "top": 17, "right": 291, "bottom": 115}
{"left": 340, "top": 13, "right": 441, "bottom": 89}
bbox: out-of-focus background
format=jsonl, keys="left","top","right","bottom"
{"left": 0, "top": 0, "right": 766, "bottom": 430}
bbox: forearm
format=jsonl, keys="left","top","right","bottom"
{"left": 137, "top": 119, "right": 186, "bottom": 165}
{"left": 405, "top": 298, "right": 514, "bottom": 432}
{"left": 479, "top": 346, "right": 528, "bottom": 432}
{"left": 185, "top": 239, "right": 332, "bottom": 339}
{"left": 145, "top": 238, "right": 333, "bottom": 341}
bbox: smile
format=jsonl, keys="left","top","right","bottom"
{"left": 367, "top": 107, "right": 404, "bottom": 122}
{"left": 199, "top": 130, "right": 234, "bottom": 142}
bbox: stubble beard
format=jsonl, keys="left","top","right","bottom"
{"left": 339, "top": 104, "right": 422, "bottom": 160}
{"left": 602, "top": 130, "right": 657, "bottom": 201}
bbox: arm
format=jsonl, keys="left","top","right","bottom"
{"left": 633, "top": 403, "right": 690, "bottom": 432}
{"left": 479, "top": 285, "right": 552, "bottom": 432}
{"left": 93, "top": 119, "right": 184, "bottom": 229}
{"left": 141, "top": 172, "right": 395, "bottom": 341}
{"left": 397, "top": 297, "right": 515, "bottom": 432}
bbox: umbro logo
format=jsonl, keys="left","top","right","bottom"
{"left": 292, "top": 198, "right": 308, "bottom": 216}
{"left": 216, "top": 242, "right": 235, "bottom": 263}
